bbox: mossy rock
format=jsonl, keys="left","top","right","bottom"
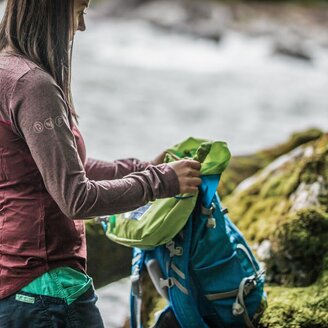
{"left": 266, "top": 208, "right": 328, "bottom": 286}
{"left": 224, "top": 134, "right": 327, "bottom": 237}
{"left": 222, "top": 133, "right": 328, "bottom": 327}
{"left": 258, "top": 254, "right": 328, "bottom": 328}
{"left": 220, "top": 128, "right": 323, "bottom": 198}
{"left": 86, "top": 220, "right": 132, "bottom": 288}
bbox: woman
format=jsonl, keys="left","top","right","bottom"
{"left": 0, "top": 0, "right": 202, "bottom": 327}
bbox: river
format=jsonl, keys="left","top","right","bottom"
{"left": 72, "top": 16, "right": 327, "bottom": 163}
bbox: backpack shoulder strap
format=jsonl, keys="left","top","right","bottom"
{"left": 165, "top": 218, "right": 209, "bottom": 328}
{"left": 130, "top": 248, "right": 146, "bottom": 328}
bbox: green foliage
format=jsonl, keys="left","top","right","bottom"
{"left": 259, "top": 259, "right": 328, "bottom": 328}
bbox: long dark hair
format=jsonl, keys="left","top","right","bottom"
{"left": 0, "top": 0, "right": 77, "bottom": 117}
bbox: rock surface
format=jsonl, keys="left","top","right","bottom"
{"left": 222, "top": 132, "right": 328, "bottom": 327}
{"left": 219, "top": 128, "right": 323, "bottom": 198}
{"left": 86, "top": 221, "right": 132, "bottom": 288}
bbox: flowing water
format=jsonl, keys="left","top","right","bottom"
{"left": 72, "top": 17, "right": 327, "bottom": 162}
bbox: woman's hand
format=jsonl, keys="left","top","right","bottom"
{"left": 168, "top": 160, "right": 202, "bottom": 194}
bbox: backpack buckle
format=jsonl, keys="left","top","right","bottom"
{"left": 202, "top": 203, "right": 217, "bottom": 229}
{"left": 159, "top": 278, "right": 174, "bottom": 289}
{"left": 201, "top": 203, "right": 216, "bottom": 216}
{"left": 221, "top": 208, "right": 229, "bottom": 215}
{"left": 244, "top": 279, "right": 257, "bottom": 296}
{"left": 166, "top": 241, "right": 183, "bottom": 257}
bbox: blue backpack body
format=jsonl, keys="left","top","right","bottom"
{"left": 130, "top": 175, "right": 266, "bottom": 328}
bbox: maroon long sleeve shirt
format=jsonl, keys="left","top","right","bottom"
{"left": 0, "top": 53, "right": 179, "bottom": 299}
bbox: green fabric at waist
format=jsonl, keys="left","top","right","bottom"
{"left": 21, "top": 267, "right": 92, "bottom": 305}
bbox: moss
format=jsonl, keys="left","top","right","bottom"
{"left": 139, "top": 272, "right": 162, "bottom": 326}
{"left": 85, "top": 219, "right": 104, "bottom": 236}
{"left": 256, "top": 129, "right": 323, "bottom": 161}
{"left": 223, "top": 133, "right": 328, "bottom": 326}
{"left": 224, "top": 134, "right": 328, "bottom": 242}
{"left": 259, "top": 167, "right": 302, "bottom": 198}
{"left": 147, "top": 296, "right": 167, "bottom": 327}
{"left": 227, "top": 197, "right": 290, "bottom": 242}
{"left": 220, "top": 128, "right": 323, "bottom": 197}
{"left": 267, "top": 208, "right": 328, "bottom": 286}
{"left": 300, "top": 159, "right": 328, "bottom": 195}
{"left": 86, "top": 220, "right": 132, "bottom": 288}
{"left": 259, "top": 257, "right": 328, "bottom": 328}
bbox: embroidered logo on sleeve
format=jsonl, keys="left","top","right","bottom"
{"left": 55, "top": 116, "right": 64, "bottom": 127}
{"left": 33, "top": 121, "right": 44, "bottom": 134}
{"left": 44, "top": 118, "right": 54, "bottom": 130}
{"left": 32, "top": 116, "right": 65, "bottom": 134}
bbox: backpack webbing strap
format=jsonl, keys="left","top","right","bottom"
{"left": 205, "top": 278, "right": 256, "bottom": 301}
{"left": 131, "top": 291, "right": 142, "bottom": 328}
{"left": 160, "top": 277, "right": 189, "bottom": 295}
{"left": 130, "top": 249, "right": 146, "bottom": 328}
{"left": 145, "top": 258, "right": 169, "bottom": 300}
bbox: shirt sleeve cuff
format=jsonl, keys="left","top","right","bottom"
{"left": 158, "top": 163, "right": 180, "bottom": 198}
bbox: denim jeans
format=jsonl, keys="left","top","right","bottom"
{"left": 0, "top": 286, "right": 105, "bottom": 328}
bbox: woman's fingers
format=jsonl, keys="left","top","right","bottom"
{"left": 187, "top": 177, "right": 202, "bottom": 186}
{"left": 188, "top": 168, "right": 201, "bottom": 177}
{"left": 168, "top": 159, "right": 202, "bottom": 194}
{"left": 187, "top": 160, "right": 202, "bottom": 170}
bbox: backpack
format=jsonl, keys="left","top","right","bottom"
{"left": 99, "top": 138, "right": 266, "bottom": 328}
{"left": 129, "top": 175, "right": 266, "bottom": 328}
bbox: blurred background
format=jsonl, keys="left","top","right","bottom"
{"left": 1, "top": 0, "right": 328, "bottom": 327}
{"left": 70, "top": 0, "right": 328, "bottom": 162}
{"left": 1, "top": 0, "right": 327, "bottom": 159}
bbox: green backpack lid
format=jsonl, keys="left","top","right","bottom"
{"left": 106, "top": 138, "right": 231, "bottom": 249}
